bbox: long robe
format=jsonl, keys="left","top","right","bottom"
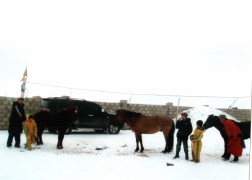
{"left": 23, "top": 119, "right": 37, "bottom": 150}
{"left": 223, "top": 120, "right": 242, "bottom": 157}
{"left": 8, "top": 101, "right": 25, "bottom": 134}
{"left": 191, "top": 127, "right": 204, "bottom": 162}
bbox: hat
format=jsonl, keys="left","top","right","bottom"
{"left": 26, "top": 113, "right": 33, "bottom": 119}
{"left": 28, "top": 115, "right": 34, "bottom": 119}
{"left": 219, "top": 114, "right": 227, "bottom": 119}
{"left": 196, "top": 120, "right": 203, "bottom": 127}
{"left": 180, "top": 112, "right": 188, "bottom": 117}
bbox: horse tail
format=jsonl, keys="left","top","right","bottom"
{"left": 237, "top": 121, "right": 251, "bottom": 139}
{"left": 167, "top": 121, "right": 175, "bottom": 152}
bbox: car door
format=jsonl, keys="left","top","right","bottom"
{"left": 74, "top": 101, "right": 107, "bottom": 128}
{"left": 85, "top": 102, "right": 108, "bottom": 128}
{"left": 47, "top": 99, "right": 70, "bottom": 112}
{"left": 73, "top": 100, "right": 91, "bottom": 127}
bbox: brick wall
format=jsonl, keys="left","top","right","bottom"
{"left": 0, "top": 96, "right": 250, "bottom": 130}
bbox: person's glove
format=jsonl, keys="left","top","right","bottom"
{"left": 190, "top": 135, "right": 193, "bottom": 141}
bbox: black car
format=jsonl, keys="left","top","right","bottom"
{"left": 40, "top": 97, "right": 122, "bottom": 134}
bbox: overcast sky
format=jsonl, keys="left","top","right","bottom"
{"left": 0, "top": 0, "right": 251, "bottom": 108}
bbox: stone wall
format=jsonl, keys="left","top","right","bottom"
{"left": 97, "top": 100, "right": 251, "bottom": 122}
{"left": 219, "top": 108, "right": 251, "bottom": 122}
{"left": 0, "top": 96, "right": 250, "bottom": 130}
{"left": 97, "top": 100, "right": 191, "bottom": 119}
{"left": 0, "top": 96, "right": 41, "bottom": 130}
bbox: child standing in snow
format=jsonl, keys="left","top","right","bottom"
{"left": 23, "top": 113, "right": 37, "bottom": 150}
{"left": 190, "top": 120, "right": 205, "bottom": 163}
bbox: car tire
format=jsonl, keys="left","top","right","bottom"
{"left": 107, "top": 124, "right": 120, "bottom": 134}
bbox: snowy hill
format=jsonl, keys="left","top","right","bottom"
{"left": 174, "top": 106, "right": 238, "bottom": 128}
{"left": 173, "top": 105, "right": 249, "bottom": 166}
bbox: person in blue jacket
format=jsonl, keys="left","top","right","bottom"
{"left": 173, "top": 112, "right": 193, "bottom": 160}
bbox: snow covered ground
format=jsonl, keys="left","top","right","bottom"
{"left": 0, "top": 106, "right": 250, "bottom": 180}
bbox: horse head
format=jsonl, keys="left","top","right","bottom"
{"left": 115, "top": 109, "right": 126, "bottom": 124}
{"left": 71, "top": 106, "right": 79, "bottom": 122}
{"left": 203, "top": 114, "right": 223, "bottom": 130}
{"left": 60, "top": 106, "right": 79, "bottom": 123}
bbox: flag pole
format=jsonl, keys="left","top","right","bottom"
{"left": 21, "top": 67, "right": 28, "bottom": 98}
{"left": 250, "top": 80, "right": 252, "bottom": 178}
{"left": 176, "top": 97, "right": 180, "bottom": 121}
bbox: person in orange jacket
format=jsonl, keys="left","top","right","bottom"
{"left": 190, "top": 120, "right": 205, "bottom": 163}
{"left": 219, "top": 114, "right": 242, "bottom": 162}
{"left": 23, "top": 113, "right": 37, "bottom": 150}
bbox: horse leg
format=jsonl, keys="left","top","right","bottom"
{"left": 135, "top": 133, "right": 139, "bottom": 152}
{"left": 134, "top": 133, "right": 140, "bottom": 152}
{"left": 57, "top": 131, "right": 64, "bottom": 149}
{"left": 162, "top": 130, "right": 169, "bottom": 153}
{"left": 139, "top": 134, "right": 144, "bottom": 153}
{"left": 37, "top": 127, "right": 44, "bottom": 145}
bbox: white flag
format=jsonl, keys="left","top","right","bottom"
{"left": 21, "top": 67, "right": 28, "bottom": 81}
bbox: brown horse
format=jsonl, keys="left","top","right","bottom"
{"left": 34, "top": 106, "right": 78, "bottom": 149}
{"left": 115, "top": 109, "right": 175, "bottom": 153}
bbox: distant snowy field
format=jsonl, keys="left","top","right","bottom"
{"left": 0, "top": 106, "right": 250, "bottom": 180}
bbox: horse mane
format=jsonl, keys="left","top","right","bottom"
{"left": 204, "top": 114, "right": 223, "bottom": 130}
{"left": 116, "top": 109, "right": 142, "bottom": 117}
{"left": 34, "top": 106, "right": 78, "bottom": 127}
{"left": 58, "top": 106, "right": 77, "bottom": 112}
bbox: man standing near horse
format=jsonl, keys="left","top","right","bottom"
{"left": 173, "top": 112, "right": 193, "bottom": 160}
{"left": 219, "top": 114, "right": 243, "bottom": 162}
{"left": 7, "top": 97, "right": 26, "bottom": 148}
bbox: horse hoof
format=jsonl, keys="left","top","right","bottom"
{"left": 57, "top": 146, "right": 63, "bottom": 149}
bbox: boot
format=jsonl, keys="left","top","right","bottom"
{"left": 222, "top": 152, "right": 231, "bottom": 160}
{"left": 173, "top": 147, "right": 180, "bottom": 159}
{"left": 231, "top": 156, "right": 239, "bottom": 163}
{"left": 173, "top": 152, "right": 180, "bottom": 159}
{"left": 185, "top": 153, "right": 189, "bottom": 160}
{"left": 173, "top": 155, "right": 179, "bottom": 159}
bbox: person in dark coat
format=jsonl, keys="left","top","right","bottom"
{"left": 7, "top": 97, "right": 26, "bottom": 148}
{"left": 173, "top": 112, "right": 193, "bottom": 160}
